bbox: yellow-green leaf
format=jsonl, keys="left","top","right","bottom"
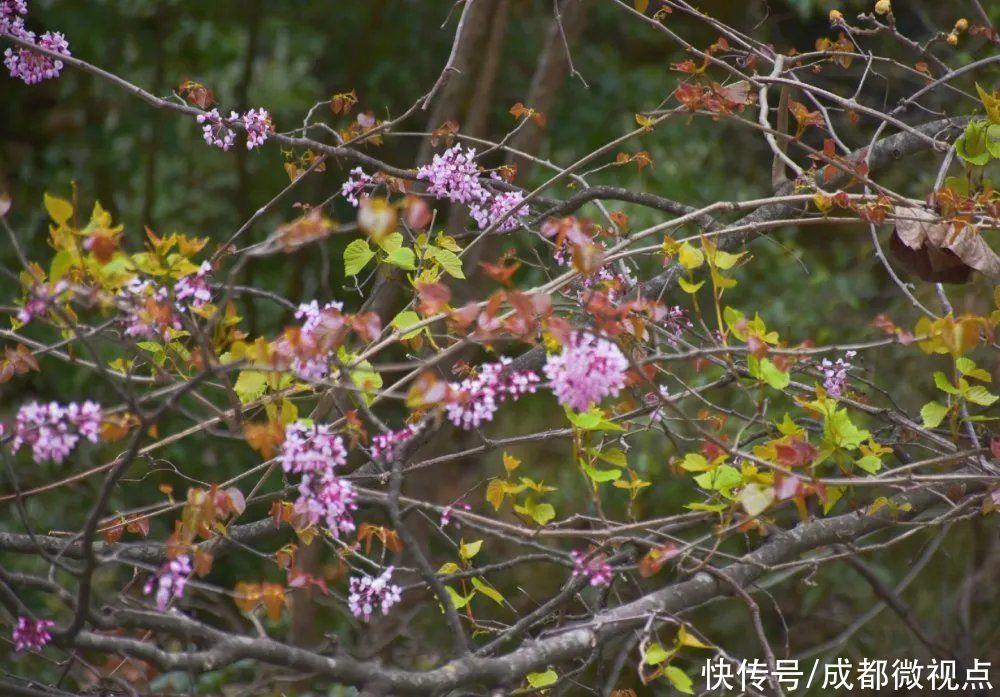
{"left": 664, "top": 666, "right": 694, "bottom": 694}
{"left": 427, "top": 246, "right": 465, "bottom": 279}
{"left": 387, "top": 246, "right": 417, "bottom": 270}
{"left": 678, "top": 241, "right": 704, "bottom": 270}
{"left": 344, "top": 239, "right": 375, "bottom": 276}
{"left": 678, "top": 277, "right": 704, "bottom": 294}
{"left": 470, "top": 577, "right": 504, "bottom": 605}
{"left": 44, "top": 192, "right": 73, "bottom": 226}
{"left": 486, "top": 479, "right": 506, "bottom": 511}
{"left": 644, "top": 642, "right": 671, "bottom": 666}
{"left": 459, "top": 539, "right": 483, "bottom": 562}
{"left": 677, "top": 624, "right": 712, "bottom": 649}
{"left": 234, "top": 370, "right": 268, "bottom": 404}
{"left": 526, "top": 669, "right": 558, "bottom": 689}
{"left": 391, "top": 310, "right": 422, "bottom": 339}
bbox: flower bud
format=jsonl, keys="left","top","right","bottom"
{"left": 874, "top": 0, "right": 891, "bottom": 16}
{"left": 829, "top": 9, "right": 843, "bottom": 22}
{"left": 954, "top": 18, "right": 969, "bottom": 32}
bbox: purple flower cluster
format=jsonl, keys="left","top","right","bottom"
{"left": 173, "top": 261, "right": 213, "bottom": 311}
{"left": 440, "top": 502, "right": 471, "bottom": 528}
{"left": 283, "top": 300, "right": 345, "bottom": 381}
{"left": 416, "top": 146, "right": 530, "bottom": 232}
{"left": 3, "top": 2, "right": 71, "bottom": 86}
{"left": 118, "top": 278, "right": 182, "bottom": 340}
{"left": 820, "top": 350, "right": 856, "bottom": 397}
{"left": 348, "top": 566, "right": 402, "bottom": 621}
{"left": 144, "top": 554, "right": 193, "bottom": 611}
{"left": 571, "top": 550, "right": 614, "bottom": 587}
{"left": 341, "top": 167, "right": 375, "bottom": 207}
{"left": 17, "top": 279, "right": 68, "bottom": 325}
{"left": 279, "top": 420, "right": 357, "bottom": 538}
{"left": 417, "top": 145, "right": 487, "bottom": 205}
{"left": 445, "top": 357, "right": 540, "bottom": 430}
{"left": 12, "top": 616, "right": 54, "bottom": 652}
{"left": 470, "top": 188, "right": 528, "bottom": 232}
{"left": 243, "top": 108, "right": 273, "bottom": 150}
{"left": 12, "top": 400, "right": 103, "bottom": 464}
{"left": 197, "top": 109, "right": 238, "bottom": 151}
{"left": 370, "top": 423, "right": 418, "bottom": 461}
{"left": 544, "top": 332, "right": 629, "bottom": 412}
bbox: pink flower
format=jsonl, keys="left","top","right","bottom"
{"left": 445, "top": 357, "right": 540, "bottom": 430}
{"left": 173, "top": 261, "right": 213, "bottom": 311}
{"left": 197, "top": 109, "right": 237, "bottom": 151}
{"left": 17, "top": 278, "right": 68, "bottom": 325}
{"left": 0, "top": 1, "right": 27, "bottom": 35}
{"left": 280, "top": 420, "right": 356, "bottom": 538}
{"left": 144, "top": 555, "right": 193, "bottom": 611}
{"left": 348, "top": 566, "right": 402, "bottom": 621}
{"left": 544, "top": 332, "right": 629, "bottom": 412}
{"left": 12, "top": 400, "right": 103, "bottom": 464}
{"left": 416, "top": 145, "right": 487, "bottom": 205}
{"left": 341, "top": 167, "right": 375, "bottom": 207}
{"left": 440, "top": 502, "right": 471, "bottom": 528}
{"left": 820, "top": 350, "right": 856, "bottom": 397}
{"left": 370, "top": 424, "right": 418, "bottom": 461}
{"left": 571, "top": 550, "right": 613, "bottom": 587}
{"left": 117, "top": 278, "right": 182, "bottom": 340}
{"left": 470, "top": 189, "right": 528, "bottom": 233}
{"left": 273, "top": 300, "right": 346, "bottom": 381}
{"left": 12, "top": 616, "right": 54, "bottom": 652}
{"left": 4, "top": 25, "right": 70, "bottom": 85}
{"left": 243, "top": 108, "right": 273, "bottom": 150}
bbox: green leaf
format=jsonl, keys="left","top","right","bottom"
{"left": 581, "top": 460, "right": 623, "bottom": 484}
{"left": 693, "top": 465, "right": 741, "bottom": 496}
{"left": 644, "top": 642, "right": 671, "bottom": 666}
{"left": 824, "top": 406, "right": 870, "bottom": 450}
{"left": 664, "top": 666, "right": 694, "bottom": 695}
{"left": 596, "top": 447, "right": 628, "bottom": 467}
{"left": 528, "top": 502, "right": 555, "bottom": 526}
{"left": 565, "top": 405, "right": 623, "bottom": 431}
{"left": 855, "top": 454, "right": 882, "bottom": 474}
{"left": 391, "top": 310, "right": 422, "bottom": 339}
{"left": 44, "top": 192, "right": 73, "bottom": 226}
{"left": 427, "top": 247, "right": 465, "bottom": 279}
{"left": 965, "top": 385, "right": 999, "bottom": 406}
{"left": 679, "top": 453, "right": 711, "bottom": 471}
{"left": 526, "top": 669, "right": 558, "bottom": 689}
{"left": 677, "top": 277, "right": 704, "bottom": 294}
{"left": 387, "top": 246, "right": 417, "bottom": 270}
{"left": 956, "top": 357, "right": 992, "bottom": 383}
{"left": 921, "top": 401, "right": 949, "bottom": 428}
{"left": 677, "top": 624, "right": 712, "bottom": 649}
{"left": 377, "top": 232, "right": 404, "bottom": 253}
{"left": 934, "top": 371, "right": 960, "bottom": 395}
{"left": 470, "top": 577, "right": 504, "bottom": 605}
{"left": 344, "top": 239, "right": 375, "bottom": 276}
{"left": 459, "top": 539, "right": 483, "bottom": 561}
{"left": 956, "top": 120, "right": 990, "bottom": 166}
{"left": 443, "top": 585, "right": 475, "bottom": 610}
{"left": 758, "top": 357, "right": 790, "bottom": 390}
{"left": 234, "top": 370, "right": 268, "bottom": 404}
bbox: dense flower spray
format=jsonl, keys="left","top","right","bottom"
{"left": 445, "top": 357, "right": 540, "bottom": 430}
{"left": 416, "top": 145, "right": 487, "bottom": 205}
{"left": 197, "top": 109, "right": 238, "bottom": 151}
{"left": 820, "top": 350, "right": 856, "bottom": 397}
{"left": 571, "top": 550, "right": 614, "bottom": 587}
{"left": 279, "top": 420, "right": 357, "bottom": 538}
{"left": 12, "top": 400, "right": 103, "bottom": 464}
{"left": 144, "top": 555, "right": 193, "bottom": 611}
{"left": 3, "top": 1, "right": 71, "bottom": 86}
{"left": 243, "top": 108, "right": 273, "bottom": 149}
{"left": 348, "top": 566, "right": 402, "bottom": 621}
{"left": 12, "top": 616, "right": 54, "bottom": 652}
{"left": 544, "top": 333, "right": 629, "bottom": 412}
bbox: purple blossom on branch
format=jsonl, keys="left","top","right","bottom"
{"left": 445, "top": 357, "right": 540, "bottom": 430}
{"left": 341, "top": 167, "right": 375, "bottom": 207}
{"left": 12, "top": 400, "right": 103, "bottom": 464}
{"left": 197, "top": 109, "right": 238, "bottom": 151}
{"left": 279, "top": 420, "right": 357, "bottom": 538}
{"left": 370, "top": 423, "right": 418, "bottom": 461}
{"left": 173, "top": 261, "right": 213, "bottom": 311}
{"left": 243, "top": 107, "right": 273, "bottom": 149}
{"left": 348, "top": 566, "right": 402, "bottom": 621}
{"left": 544, "top": 332, "right": 629, "bottom": 412}
{"left": 416, "top": 145, "right": 487, "bottom": 205}
{"left": 470, "top": 189, "right": 528, "bottom": 233}
{"left": 3, "top": 13, "right": 70, "bottom": 86}
{"left": 12, "top": 616, "right": 54, "bottom": 652}
{"left": 819, "top": 350, "right": 856, "bottom": 397}
{"left": 144, "top": 554, "right": 193, "bottom": 611}
{"left": 0, "top": 1, "right": 27, "bottom": 36}
{"left": 571, "top": 550, "right": 613, "bottom": 587}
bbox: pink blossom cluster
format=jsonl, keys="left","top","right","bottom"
{"left": 570, "top": 550, "right": 614, "bottom": 587}
{"left": 348, "top": 566, "right": 402, "bottom": 621}
{"left": 544, "top": 332, "right": 629, "bottom": 412}
{"left": 279, "top": 300, "right": 346, "bottom": 381}
{"left": 196, "top": 108, "right": 274, "bottom": 151}
{"left": 173, "top": 261, "right": 213, "bottom": 311}
{"left": 660, "top": 305, "right": 693, "bottom": 347}
{"left": 3, "top": 2, "right": 71, "bottom": 86}
{"left": 470, "top": 188, "right": 528, "bottom": 232}
{"left": 197, "top": 109, "right": 238, "bottom": 151}
{"left": 279, "top": 420, "right": 357, "bottom": 538}
{"left": 370, "top": 423, "right": 418, "bottom": 461}
{"left": 12, "top": 616, "right": 54, "bottom": 652}
{"left": 417, "top": 146, "right": 530, "bottom": 232}
{"left": 17, "top": 278, "right": 69, "bottom": 325}
{"left": 243, "top": 108, "right": 273, "bottom": 150}
{"left": 12, "top": 400, "right": 103, "bottom": 464}
{"left": 118, "top": 278, "right": 182, "bottom": 340}
{"left": 417, "top": 145, "right": 487, "bottom": 205}
{"left": 445, "top": 357, "right": 540, "bottom": 430}
{"left": 341, "top": 167, "right": 375, "bottom": 207}
{"left": 144, "top": 554, "right": 193, "bottom": 611}
{"left": 0, "top": 1, "right": 27, "bottom": 35}
{"left": 820, "top": 350, "right": 856, "bottom": 397}
{"left": 440, "top": 502, "right": 471, "bottom": 528}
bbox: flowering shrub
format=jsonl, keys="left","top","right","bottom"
{"left": 2, "top": 3, "right": 999, "bottom": 695}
